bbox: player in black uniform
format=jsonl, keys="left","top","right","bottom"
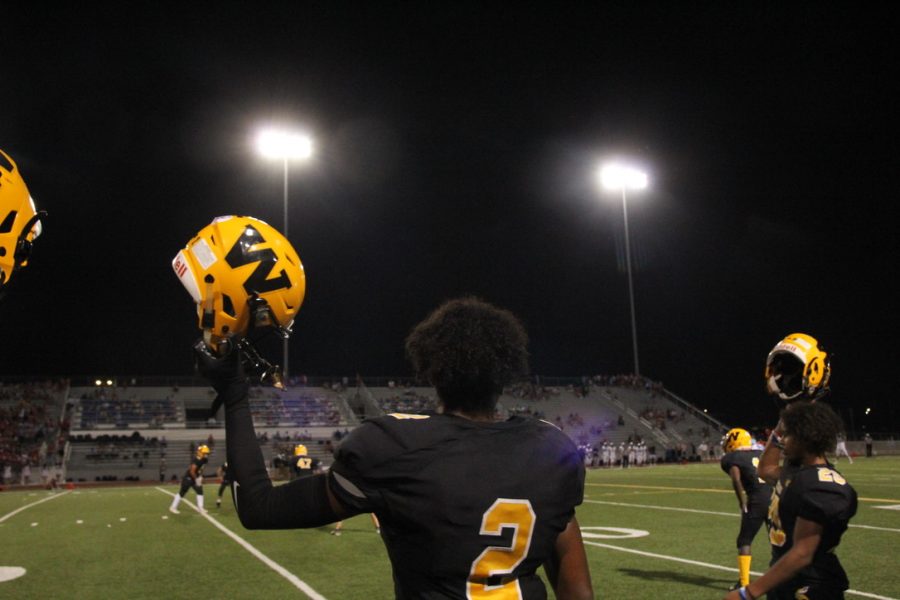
{"left": 216, "top": 461, "right": 232, "bottom": 508}
{"left": 720, "top": 428, "right": 772, "bottom": 590}
{"left": 0, "top": 148, "right": 45, "bottom": 296}
{"left": 197, "top": 296, "right": 593, "bottom": 599}
{"left": 169, "top": 444, "right": 211, "bottom": 514}
{"left": 290, "top": 444, "right": 322, "bottom": 479}
{"left": 724, "top": 334, "right": 857, "bottom": 600}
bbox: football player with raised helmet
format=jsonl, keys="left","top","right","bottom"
{"left": 720, "top": 427, "right": 772, "bottom": 591}
{"left": 723, "top": 334, "right": 857, "bottom": 600}
{"left": 193, "top": 293, "right": 593, "bottom": 599}
{"left": 169, "top": 444, "right": 211, "bottom": 514}
{"left": 0, "top": 149, "right": 45, "bottom": 297}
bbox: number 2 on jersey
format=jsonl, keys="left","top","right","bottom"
{"left": 467, "top": 499, "right": 536, "bottom": 599}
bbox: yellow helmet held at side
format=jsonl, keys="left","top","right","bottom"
{"left": 722, "top": 428, "right": 752, "bottom": 453}
{"left": 765, "top": 333, "right": 831, "bottom": 401}
{"left": 172, "top": 216, "right": 306, "bottom": 348}
{"left": 293, "top": 444, "right": 308, "bottom": 457}
{"left": 0, "top": 149, "right": 45, "bottom": 292}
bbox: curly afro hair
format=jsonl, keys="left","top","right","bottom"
{"left": 780, "top": 401, "right": 845, "bottom": 457}
{"left": 405, "top": 297, "right": 529, "bottom": 415}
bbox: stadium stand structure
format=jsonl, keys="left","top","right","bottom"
{"left": 4, "top": 375, "right": 896, "bottom": 486}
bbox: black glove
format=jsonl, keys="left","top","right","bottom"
{"left": 193, "top": 339, "right": 247, "bottom": 417}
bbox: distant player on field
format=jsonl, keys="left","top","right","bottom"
{"left": 720, "top": 427, "right": 772, "bottom": 591}
{"left": 169, "top": 444, "right": 210, "bottom": 514}
{"left": 215, "top": 461, "right": 232, "bottom": 508}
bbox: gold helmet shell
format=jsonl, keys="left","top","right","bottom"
{"left": 196, "top": 444, "right": 211, "bottom": 459}
{"left": 173, "top": 216, "right": 306, "bottom": 346}
{"left": 722, "top": 428, "right": 752, "bottom": 453}
{"left": 0, "top": 149, "right": 44, "bottom": 291}
{"left": 293, "top": 444, "right": 308, "bottom": 456}
{"left": 765, "top": 333, "right": 831, "bottom": 401}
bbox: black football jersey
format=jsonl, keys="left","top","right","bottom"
{"left": 328, "top": 413, "right": 585, "bottom": 599}
{"left": 769, "top": 464, "right": 857, "bottom": 589}
{"left": 720, "top": 449, "right": 771, "bottom": 503}
{"left": 185, "top": 456, "right": 208, "bottom": 479}
{"left": 291, "top": 455, "right": 321, "bottom": 478}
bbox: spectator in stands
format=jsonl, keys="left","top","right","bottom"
{"left": 202, "top": 296, "right": 592, "bottom": 598}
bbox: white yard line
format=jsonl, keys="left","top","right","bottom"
{"left": 584, "top": 498, "right": 900, "bottom": 533}
{"left": 0, "top": 491, "right": 71, "bottom": 523}
{"left": 585, "top": 541, "right": 898, "bottom": 600}
{"left": 155, "top": 488, "right": 326, "bottom": 600}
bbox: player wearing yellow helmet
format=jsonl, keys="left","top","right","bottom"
{"left": 0, "top": 149, "right": 45, "bottom": 295}
{"left": 720, "top": 428, "right": 772, "bottom": 591}
{"left": 169, "top": 444, "right": 211, "bottom": 514}
{"left": 724, "top": 334, "right": 856, "bottom": 600}
{"left": 290, "top": 444, "right": 322, "bottom": 480}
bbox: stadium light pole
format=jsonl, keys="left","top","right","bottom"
{"left": 599, "top": 163, "right": 648, "bottom": 377}
{"left": 255, "top": 128, "right": 314, "bottom": 383}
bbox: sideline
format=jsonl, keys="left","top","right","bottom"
{"left": 155, "top": 488, "right": 326, "bottom": 600}
{"left": 0, "top": 491, "right": 71, "bottom": 523}
{"left": 585, "top": 541, "right": 897, "bottom": 600}
{"left": 584, "top": 498, "right": 900, "bottom": 533}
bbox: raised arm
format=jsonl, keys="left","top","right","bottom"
{"left": 195, "top": 340, "right": 356, "bottom": 529}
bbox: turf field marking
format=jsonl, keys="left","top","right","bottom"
{"left": 155, "top": 488, "right": 326, "bottom": 599}
{"left": 586, "top": 482, "right": 732, "bottom": 494}
{"left": 584, "top": 499, "right": 900, "bottom": 533}
{"left": 586, "top": 482, "right": 900, "bottom": 504}
{"left": 0, "top": 491, "right": 70, "bottom": 523}
{"left": 584, "top": 541, "right": 898, "bottom": 600}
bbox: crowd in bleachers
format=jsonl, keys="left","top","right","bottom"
{"left": 248, "top": 387, "right": 342, "bottom": 426}
{"left": 0, "top": 380, "right": 69, "bottom": 486}
{"left": 73, "top": 387, "right": 180, "bottom": 429}
{"left": 376, "top": 389, "right": 438, "bottom": 414}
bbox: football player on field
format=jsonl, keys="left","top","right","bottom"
{"left": 0, "top": 148, "right": 45, "bottom": 296}
{"left": 720, "top": 428, "right": 772, "bottom": 590}
{"left": 289, "top": 444, "right": 322, "bottom": 480}
{"left": 169, "top": 444, "right": 211, "bottom": 514}
{"left": 723, "top": 334, "right": 857, "bottom": 600}
{"left": 216, "top": 461, "right": 232, "bottom": 508}
{"left": 196, "top": 297, "right": 593, "bottom": 599}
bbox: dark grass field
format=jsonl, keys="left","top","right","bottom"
{"left": 1, "top": 457, "right": 897, "bottom": 599}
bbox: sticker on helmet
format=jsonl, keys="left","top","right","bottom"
{"left": 191, "top": 238, "right": 218, "bottom": 270}
{"left": 172, "top": 251, "right": 201, "bottom": 303}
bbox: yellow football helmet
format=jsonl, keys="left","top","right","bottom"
{"left": 722, "top": 428, "right": 752, "bottom": 452}
{"left": 197, "top": 444, "right": 211, "bottom": 459}
{"left": 765, "top": 333, "right": 831, "bottom": 401}
{"left": 0, "top": 149, "right": 45, "bottom": 292}
{"left": 174, "top": 216, "right": 306, "bottom": 387}
{"left": 293, "top": 444, "right": 308, "bottom": 457}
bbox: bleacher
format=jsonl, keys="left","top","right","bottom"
{"left": 1, "top": 374, "right": 740, "bottom": 485}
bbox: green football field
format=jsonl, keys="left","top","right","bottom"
{"left": 1, "top": 457, "right": 897, "bottom": 599}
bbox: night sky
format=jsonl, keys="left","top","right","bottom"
{"left": 2, "top": 4, "right": 896, "bottom": 430}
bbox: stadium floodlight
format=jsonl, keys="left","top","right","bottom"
{"left": 598, "top": 161, "right": 649, "bottom": 376}
{"left": 94, "top": 379, "right": 102, "bottom": 386}
{"left": 254, "top": 127, "right": 314, "bottom": 384}
{"left": 255, "top": 129, "right": 313, "bottom": 161}
{"left": 600, "top": 164, "right": 648, "bottom": 191}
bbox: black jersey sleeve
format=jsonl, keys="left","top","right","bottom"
{"left": 797, "top": 468, "right": 857, "bottom": 525}
{"left": 720, "top": 453, "right": 734, "bottom": 474}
